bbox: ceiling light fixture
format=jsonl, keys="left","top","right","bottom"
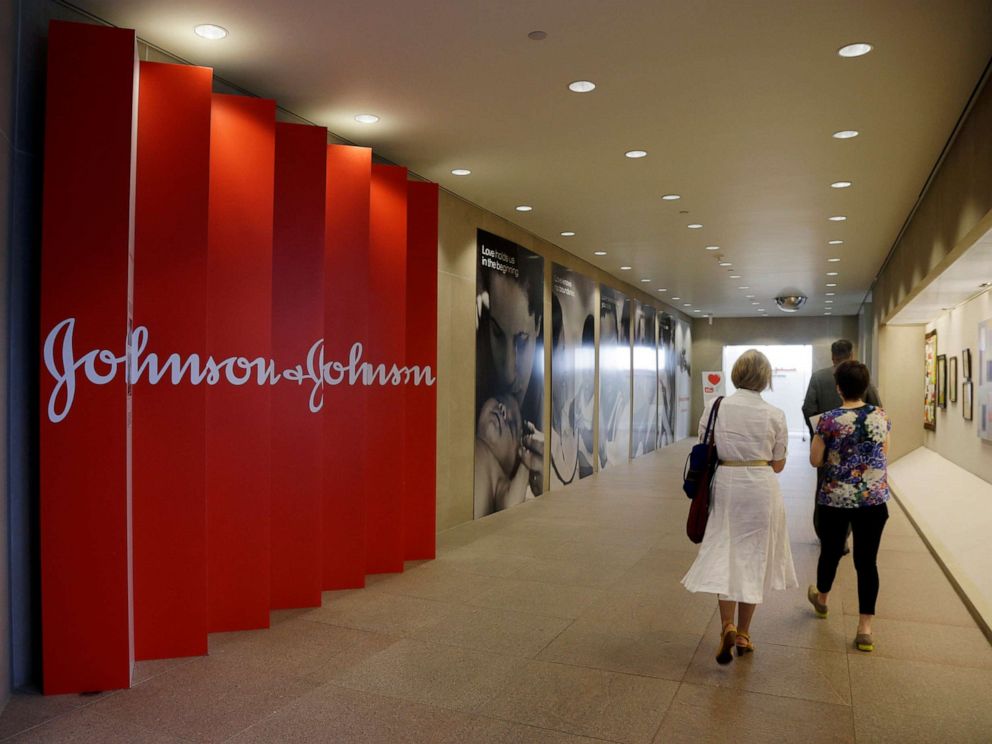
{"left": 657, "top": 288, "right": 667, "bottom": 292}
{"left": 828, "top": 258, "right": 841, "bottom": 262}
{"left": 672, "top": 297, "right": 681, "bottom": 300}
{"left": 625, "top": 150, "right": 648, "bottom": 159}
{"left": 568, "top": 80, "right": 596, "bottom": 93}
{"left": 560, "top": 231, "right": 575, "bottom": 237}
{"left": 683, "top": 303, "right": 692, "bottom": 307}
{"left": 719, "top": 262, "right": 732, "bottom": 267}
{"left": 827, "top": 271, "right": 839, "bottom": 276}
{"left": 826, "top": 283, "right": 838, "bottom": 287}
{"left": 838, "top": 42, "right": 873, "bottom": 58}
{"left": 832, "top": 130, "right": 860, "bottom": 139}
{"left": 515, "top": 205, "right": 533, "bottom": 212}
{"left": 528, "top": 30, "right": 548, "bottom": 40}
{"left": 828, "top": 240, "right": 843, "bottom": 245}
{"left": 824, "top": 311, "right": 832, "bottom": 315}
{"left": 751, "top": 301, "right": 760, "bottom": 305}
{"left": 746, "top": 295, "right": 755, "bottom": 299}
{"left": 705, "top": 245, "right": 720, "bottom": 251}
{"left": 354, "top": 114, "right": 380, "bottom": 124}
{"left": 738, "top": 286, "right": 749, "bottom": 290}
{"left": 831, "top": 181, "right": 853, "bottom": 189}
{"left": 729, "top": 275, "right": 741, "bottom": 279}
{"left": 620, "top": 266, "right": 632, "bottom": 270}
{"left": 640, "top": 278, "right": 651, "bottom": 283}
{"left": 661, "top": 194, "right": 681, "bottom": 201}
{"left": 194, "top": 24, "right": 228, "bottom": 40}
{"left": 688, "top": 223, "right": 703, "bottom": 229}
{"left": 825, "top": 300, "right": 834, "bottom": 304}
{"left": 693, "top": 309, "right": 701, "bottom": 313}
{"left": 451, "top": 168, "right": 471, "bottom": 176}
{"left": 594, "top": 250, "right": 607, "bottom": 256}
{"left": 829, "top": 215, "right": 847, "bottom": 221}
{"left": 826, "top": 292, "right": 836, "bottom": 296}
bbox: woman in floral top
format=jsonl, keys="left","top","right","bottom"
{"left": 807, "top": 361, "right": 891, "bottom": 652}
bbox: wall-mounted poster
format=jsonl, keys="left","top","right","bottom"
{"left": 963, "top": 348, "right": 973, "bottom": 380}
{"left": 674, "top": 318, "right": 693, "bottom": 441}
{"left": 599, "top": 285, "right": 631, "bottom": 469}
{"left": 631, "top": 302, "right": 658, "bottom": 457}
{"left": 964, "top": 381, "right": 974, "bottom": 421}
{"left": 978, "top": 318, "right": 992, "bottom": 440}
{"left": 550, "top": 264, "right": 596, "bottom": 489}
{"left": 474, "top": 230, "right": 545, "bottom": 518}
{"left": 657, "top": 313, "right": 678, "bottom": 447}
{"left": 950, "top": 356, "right": 958, "bottom": 404}
{"left": 924, "top": 330, "right": 937, "bottom": 431}
{"left": 702, "top": 370, "right": 726, "bottom": 405}
{"left": 937, "top": 354, "right": 947, "bottom": 409}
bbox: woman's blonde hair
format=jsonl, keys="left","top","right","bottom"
{"left": 731, "top": 349, "right": 772, "bottom": 392}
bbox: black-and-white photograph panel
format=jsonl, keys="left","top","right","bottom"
{"left": 657, "top": 312, "right": 678, "bottom": 447}
{"left": 599, "top": 285, "right": 631, "bottom": 469}
{"left": 675, "top": 317, "right": 693, "bottom": 441}
{"left": 631, "top": 301, "right": 658, "bottom": 457}
{"left": 474, "top": 229, "right": 545, "bottom": 518}
{"left": 550, "top": 264, "right": 597, "bottom": 489}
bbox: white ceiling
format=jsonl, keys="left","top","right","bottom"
{"left": 74, "top": 0, "right": 992, "bottom": 318}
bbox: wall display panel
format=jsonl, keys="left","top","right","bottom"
{"left": 39, "top": 19, "right": 137, "bottom": 695}
{"left": 937, "top": 354, "right": 948, "bottom": 409}
{"left": 270, "top": 123, "right": 327, "bottom": 608}
{"left": 674, "top": 318, "right": 693, "bottom": 441}
{"left": 924, "top": 330, "right": 937, "bottom": 431}
{"left": 657, "top": 313, "right": 678, "bottom": 447}
{"left": 474, "top": 230, "right": 545, "bottom": 517}
{"left": 979, "top": 319, "right": 992, "bottom": 440}
{"left": 631, "top": 302, "right": 658, "bottom": 457}
{"left": 950, "top": 356, "right": 958, "bottom": 404}
{"left": 205, "top": 94, "right": 276, "bottom": 632}
{"left": 132, "top": 61, "right": 212, "bottom": 660}
{"left": 323, "top": 145, "right": 372, "bottom": 588}
{"left": 599, "top": 285, "right": 631, "bottom": 469}
{"left": 365, "top": 165, "right": 409, "bottom": 573}
{"left": 404, "top": 182, "right": 440, "bottom": 559}
{"left": 550, "top": 265, "right": 596, "bottom": 488}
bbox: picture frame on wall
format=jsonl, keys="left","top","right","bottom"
{"left": 963, "top": 348, "right": 972, "bottom": 380}
{"left": 924, "top": 330, "right": 937, "bottom": 430}
{"left": 963, "top": 381, "right": 974, "bottom": 421}
{"left": 937, "top": 354, "right": 947, "bottom": 409}
{"left": 950, "top": 356, "right": 958, "bottom": 404}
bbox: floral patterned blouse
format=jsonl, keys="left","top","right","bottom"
{"left": 815, "top": 405, "right": 891, "bottom": 508}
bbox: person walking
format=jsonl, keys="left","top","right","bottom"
{"left": 806, "top": 360, "right": 891, "bottom": 652}
{"left": 682, "top": 349, "right": 797, "bottom": 664}
{"left": 802, "top": 339, "right": 882, "bottom": 546}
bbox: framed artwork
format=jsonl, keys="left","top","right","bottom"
{"left": 936, "top": 355, "right": 947, "bottom": 409}
{"left": 963, "top": 348, "right": 972, "bottom": 380}
{"left": 980, "top": 319, "right": 992, "bottom": 440}
{"left": 924, "top": 330, "right": 937, "bottom": 430}
{"left": 949, "top": 356, "right": 958, "bottom": 403}
{"left": 963, "top": 381, "right": 974, "bottom": 421}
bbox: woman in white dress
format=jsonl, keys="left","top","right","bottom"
{"left": 682, "top": 349, "right": 798, "bottom": 664}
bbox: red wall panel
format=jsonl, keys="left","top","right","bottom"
{"left": 404, "top": 182, "right": 439, "bottom": 560}
{"left": 206, "top": 94, "right": 276, "bottom": 631}
{"left": 271, "top": 123, "right": 326, "bottom": 609}
{"left": 323, "top": 145, "right": 371, "bottom": 589}
{"left": 132, "top": 61, "right": 212, "bottom": 661}
{"left": 39, "top": 21, "right": 136, "bottom": 694}
{"left": 366, "top": 165, "right": 409, "bottom": 574}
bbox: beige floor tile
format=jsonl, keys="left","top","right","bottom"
{"left": 365, "top": 561, "right": 495, "bottom": 604}
{"left": 577, "top": 588, "right": 718, "bottom": 637}
{"left": 837, "top": 565, "right": 975, "bottom": 626}
{"left": 412, "top": 604, "right": 573, "bottom": 658}
{"left": 842, "top": 615, "right": 992, "bottom": 668}
{"left": 6, "top": 706, "right": 187, "bottom": 743}
{"left": 433, "top": 546, "right": 537, "bottom": 578}
{"left": 332, "top": 638, "right": 525, "bottom": 713}
{"left": 227, "top": 684, "right": 474, "bottom": 744}
{"left": 467, "top": 578, "right": 606, "bottom": 619}
{"left": 443, "top": 716, "right": 610, "bottom": 743}
{"left": 848, "top": 654, "right": 992, "bottom": 743}
{"left": 479, "top": 659, "right": 677, "bottom": 744}
{"left": 536, "top": 622, "right": 701, "bottom": 681}
{"left": 0, "top": 692, "right": 110, "bottom": 741}
{"left": 131, "top": 657, "right": 199, "bottom": 686}
{"left": 510, "top": 556, "right": 634, "bottom": 589}
{"left": 87, "top": 656, "right": 319, "bottom": 743}
{"left": 301, "top": 589, "right": 457, "bottom": 636}
{"left": 653, "top": 682, "right": 854, "bottom": 744}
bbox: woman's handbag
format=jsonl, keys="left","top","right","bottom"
{"left": 684, "top": 396, "right": 723, "bottom": 543}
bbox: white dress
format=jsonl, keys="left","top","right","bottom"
{"left": 681, "top": 389, "right": 798, "bottom": 604}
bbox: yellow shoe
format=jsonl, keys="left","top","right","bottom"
{"left": 807, "top": 585, "right": 828, "bottom": 618}
{"left": 855, "top": 633, "right": 874, "bottom": 652}
{"left": 735, "top": 631, "right": 755, "bottom": 657}
{"left": 716, "top": 622, "right": 736, "bottom": 665}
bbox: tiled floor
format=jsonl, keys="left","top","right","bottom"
{"left": 4, "top": 437, "right": 992, "bottom": 743}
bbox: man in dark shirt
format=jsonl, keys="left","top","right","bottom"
{"left": 803, "top": 339, "right": 883, "bottom": 546}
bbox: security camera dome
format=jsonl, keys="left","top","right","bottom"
{"left": 775, "top": 295, "right": 807, "bottom": 312}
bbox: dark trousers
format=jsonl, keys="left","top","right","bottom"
{"left": 813, "top": 467, "right": 851, "bottom": 544}
{"left": 816, "top": 502, "right": 889, "bottom": 615}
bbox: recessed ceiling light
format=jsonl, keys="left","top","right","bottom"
{"left": 683, "top": 303, "right": 692, "bottom": 307}
{"left": 594, "top": 250, "right": 607, "bottom": 256}
{"left": 828, "top": 215, "right": 847, "bottom": 222}
{"left": 738, "top": 286, "right": 749, "bottom": 290}
{"left": 528, "top": 30, "right": 548, "bottom": 40}
{"left": 757, "top": 308, "right": 767, "bottom": 312}
{"left": 828, "top": 258, "right": 841, "bottom": 262}
{"left": 832, "top": 130, "right": 860, "bottom": 139}
{"left": 672, "top": 297, "right": 681, "bottom": 300}
{"left": 826, "top": 283, "right": 838, "bottom": 287}
{"left": 355, "top": 114, "right": 380, "bottom": 124}
{"left": 827, "top": 271, "right": 839, "bottom": 276}
{"left": 826, "top": 292, "right": 836, "bottom": 296}
{"left": 640, "top": 278, "right": 651, "bottom": 283}
{"left": 838, "top": 42, "right": 873, "bottom": 58}
{"left": 729, "top": 275, "right": 742, "bottom": 279}
{"left": 194, "top": 24, "right": 228, "bottom": 40}
{"left": 828, "top": 240, "right": 844, "bottom": 245}
{"left": 657, "top": 288, "right": 667, "bottom": 292}
{"left": 746, "top": 295, "right": 755, "bottom": 299}
{"left": 515, "top": 205, "right": 533, "bottom": 212}
{"left": 560, "top": 231, "right": 575, "bottom": 237}
{"left": 625, "top": 150, "right": 648, "bottom": 159}
{"left": 824, "top": 311, "right": 832, "bottom": 315}
{"left": 693, "top": 309, "right": 701, "bottom": 313}
{"left": 831, "top": 181, "right": 853, "bottom": 189}
{"left": 568, "top": 80, "right": 596, "bottom": 93}
{"left": 705, "top": 245, "right": 720, "bottom": 251}
{"left": 751, "top": 302, "right": 760, "bottom": 306}
{"left": 688, "top": 223, "right": 703, "bottom": 229}
{"left": 451, "top": 168, "right": 471, "bottom": 176}
{"left": 620, "top": 266, "right": 632, "bottom": 270}
{"left": 825, "top": 300, "right": 834, "bottom": 304}
{"left": 661, "top": 194, "right": 681, "bottom": 201}
{"left": 719, "top": 262, "right": 732, "bottom": 267}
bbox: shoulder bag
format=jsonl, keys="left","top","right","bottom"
{"left": 683, "top": 396, "right": 723, "bottom": 544}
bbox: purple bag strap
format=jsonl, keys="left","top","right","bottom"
{"left": 702, "top": 396, "right": 723, "bottom": 446}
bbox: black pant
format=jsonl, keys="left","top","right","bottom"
{"left": 813, "top": 467, "right": 851, "bottom": 545}
{"left": 816, "top": 502, "right": 889, "bottom": 615}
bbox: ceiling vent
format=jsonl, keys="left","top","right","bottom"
{"left": 775, "top": 295, "right": 807, "bottom": 313}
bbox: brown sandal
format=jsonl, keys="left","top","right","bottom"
{"left": 716, "top": 622, "right": 736, "bottom": 665}
{"left": 735, "top": 630, "right": 754, "bottom": 656}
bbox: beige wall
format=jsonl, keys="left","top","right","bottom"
{"left": 877, "top": 324, "right": 926, "bottom": 461}
{"left": 690, "top": 315, "right": 860, "bottom": 431}
{"left": 435, "top": 189, "right": 689, "bottom": 530}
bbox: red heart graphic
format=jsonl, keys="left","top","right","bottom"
{"left": 708, "top": 373, "right": 721, "bottom": 385}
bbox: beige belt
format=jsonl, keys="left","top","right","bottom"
{"left": 719, "top": 460, "right": 771, "bottom": 467}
